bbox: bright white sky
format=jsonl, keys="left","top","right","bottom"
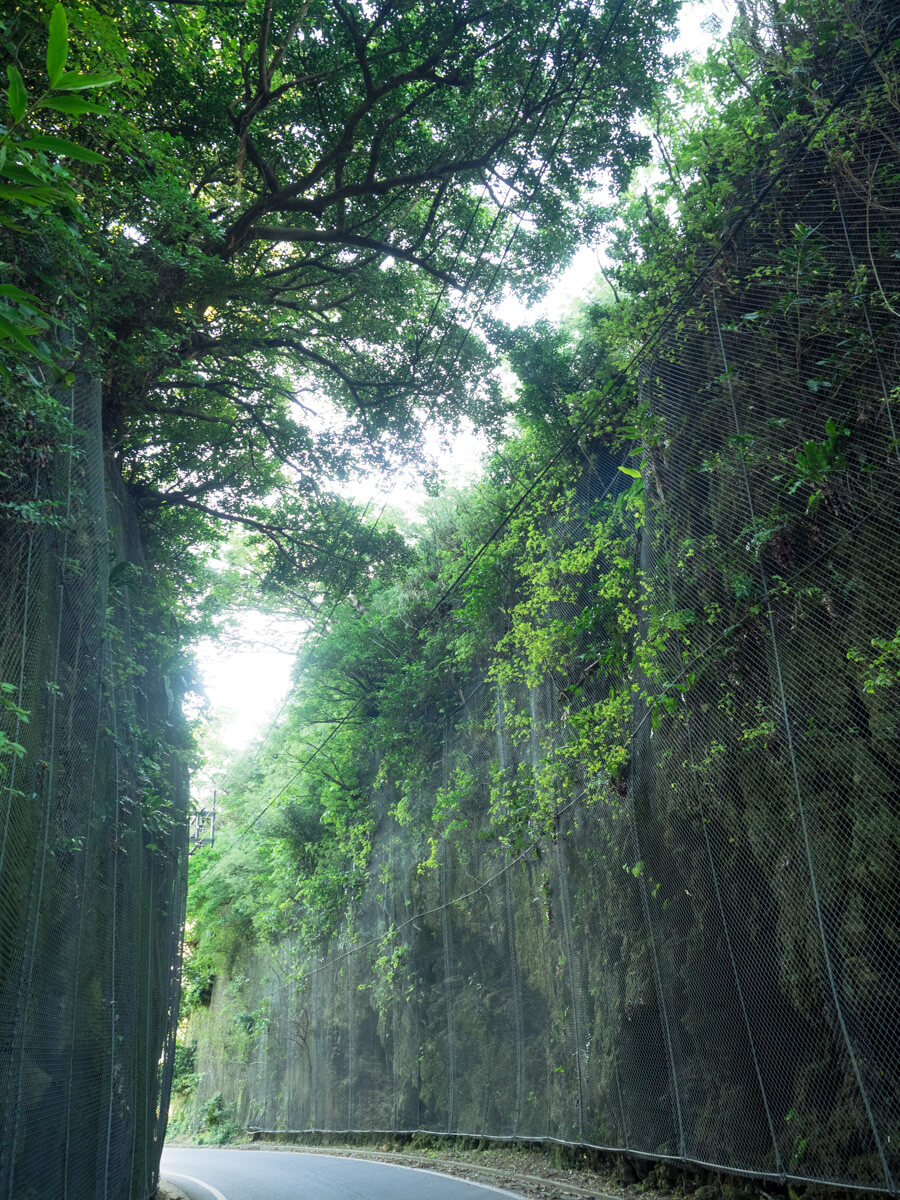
{"left": 193, "top": 0, "right": 735, "bottom": 764}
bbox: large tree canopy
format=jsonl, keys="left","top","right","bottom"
{"left": 5, "top": 0, "right": 678, "bottom": 597}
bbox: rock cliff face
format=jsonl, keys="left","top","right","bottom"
{"left": 184, "top": 259, "right": 900, "bottom": 1183}
{"left": 0, "top": 372, "right": 189, "bottom": 1200}
{"left": 181, "top": 23, "right": 900, "bottom": 1194}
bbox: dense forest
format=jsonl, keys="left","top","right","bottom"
{"left": 2, "top": 0, "right": 899, "bottom": 1197}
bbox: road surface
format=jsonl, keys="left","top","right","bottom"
{"left": 161, "top": 1147, "right": 525, "bottom": 1200}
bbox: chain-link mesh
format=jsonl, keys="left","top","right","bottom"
{"left": 0, "top": 371, "right": 189, "bottom": 1200}
{"left": 187, "top": 24, "right": 900, "bottom": 1196}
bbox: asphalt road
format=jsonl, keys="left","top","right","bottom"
{"left": 161, "top": 1147, "right": 525, "bottom": 1200}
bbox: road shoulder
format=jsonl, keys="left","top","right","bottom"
{"left": 156, "top": 1182, "right": 192, "bottom": 1200}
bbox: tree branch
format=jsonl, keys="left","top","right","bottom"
{"left": 247, "top": 227, "right": 459, "bottom": 285}
{"left": 132, "top": 485, "right": 325, "bottom": 563}
{"left": 144, "top": 403, "right": 236, "bottom": 425}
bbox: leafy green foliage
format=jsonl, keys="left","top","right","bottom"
{"left": 183, "top": 2, "right": 900, "bottom": 1034}
{"left": 0, "top": 4, "right": 125, "bottom": 538}
{"left": 0, "top": 680, "right": 28, "bottom": 770}
{"left": 170, "top": 1040, "right": 201, "bottom": 1099}
{"left": 848, "top": 628, "right": 900, "bottom": 694}
{"left": 6, "top": 0, "right": 682, "bottom": 614}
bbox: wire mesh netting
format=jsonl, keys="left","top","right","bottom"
{"left": 186, "top": 23, "right": 900, "bottom": 1197}
{"left": 0, "top": 372, "right": 189, "bottom": 1200}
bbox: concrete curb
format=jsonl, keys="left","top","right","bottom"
{"left": 155, "top": 1181, "right": 192, "bottom": 1200}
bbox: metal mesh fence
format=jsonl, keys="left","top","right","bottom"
{"left": 188, "top": 23, "right": 900, "bottom": 1195}
{"left": 186, "top": 23, "right": 900, "bottom": 1195}
{"left": 0, "top": 372, "right": 189, "bottom": 1200}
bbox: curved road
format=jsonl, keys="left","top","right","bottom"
{"left": 161, "top": 1147, "right": 525, "bottom": 1200}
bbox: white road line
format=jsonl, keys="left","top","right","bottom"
{"left": 163, "top": 1170, "right": 232, "bottom": 1200}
